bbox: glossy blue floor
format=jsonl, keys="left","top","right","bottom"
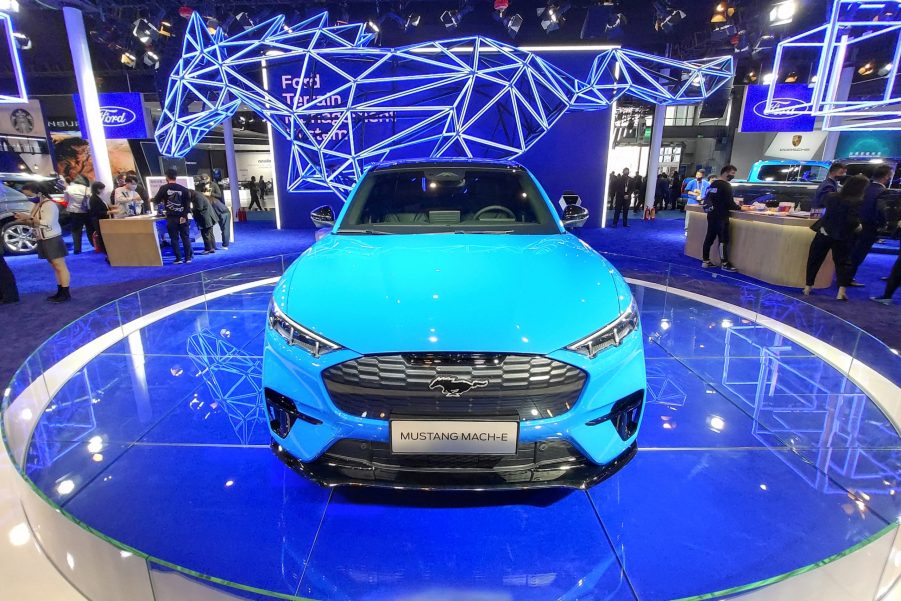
{"left": 8, "top": 263, "right": 899, "bottom": 601}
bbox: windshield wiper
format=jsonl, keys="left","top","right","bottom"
{"left": 336, "top": 229, "right": 394, "bottom": 235}
{"left": 453, "top": 230, "right": 514, "bottom": 234}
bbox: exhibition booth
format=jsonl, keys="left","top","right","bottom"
{"left": 1, "top": 1, "right": 899, "bottom": 600}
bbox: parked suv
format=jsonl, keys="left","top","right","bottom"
{"left": 0, "top": 173, "right": 68, "bottom": 255}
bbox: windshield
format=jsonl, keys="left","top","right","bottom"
{"left": 337, "top": 167, "right": 560, "bottom": 234}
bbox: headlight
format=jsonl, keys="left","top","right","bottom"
{"left": 566, "top": 299, "right": 639, "bottom": 359}
{"left": 268, "top": 300, "right": 342, "bottom": 357}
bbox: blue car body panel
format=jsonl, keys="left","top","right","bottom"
{"left": 263, "top": 160, "right": 646, "bottom": 488}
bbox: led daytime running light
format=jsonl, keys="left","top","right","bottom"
{"left": 567, "top": 300, "right": 639, "bottom": 359}
{"left": 268, "top": 300, "right": 341, "bottom": 357}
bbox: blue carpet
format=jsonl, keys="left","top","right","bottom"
{"left": 0, "top": 213, "right": 897, "bottom": 390}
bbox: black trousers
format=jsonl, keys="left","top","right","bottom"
{"left": 881, "top": 254, "right": 901, "bottom": 299}
{"left": 702, "top": 214, "right": 730, "bottom": 262}
{"left": 248, "top": 193, "right": 263, "bottom": 211}
{"left": 805, "top": 232, "right": 854, "bottom": 287}
{"left": 69, "top": 213, "right": 95, "bottom": 254}
{"left": 0, "top": 250, "right": 18, "bottom": 302}
{"left": 200, "top": 226, "right": 216, "bottom": 252}
{"left": 217, "top": 212, "right": 231, "bottom": 247}
{"left": 166, "top": 217, "right": 193, "bottom": 261}
{"left": 611, "top": 196, "right": 630, "bottom": 226}
{"left": 849, "top": 225, "right": 879, "bottom": 279}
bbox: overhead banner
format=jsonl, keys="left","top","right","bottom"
{"left": 740, "top": 84, "right": 815, "bottom": 133}
{"left": 764, "top": 131, "right": 828, "bottom": 160}
{"left": 74, "top": 92, "right": 147, "bottom": 140}
{"left": 0, "top": 99, "right": 47, "bottom": 138}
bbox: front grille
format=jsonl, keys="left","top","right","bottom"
{"left": 322, "top": 353, "right": 586, "bottom": 421}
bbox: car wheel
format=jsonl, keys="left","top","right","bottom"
{"left": 2, "top": 220, "right": 37, "bottom": 255}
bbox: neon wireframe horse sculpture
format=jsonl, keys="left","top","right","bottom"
{"left": 156, "top": 12, "right": 733, "bottom": 199}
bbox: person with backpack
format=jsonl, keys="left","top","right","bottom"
{"left": 64, "top": 174, "right": 92, "bottom": 254}
{"left": 14, "top": 183, "right": 71, "bottom": 302}
{"left": 153, "top": 168, "right": 193, "bottom": 264}
{"left": 701, "top": 165, "right": 740, "bottom": 272}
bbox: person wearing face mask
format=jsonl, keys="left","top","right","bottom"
{"left": 111, "top": 175, "right": 142, "bottom": 218}
{"left": 682, "top": 170, "right": 710, "bottom": 206}
{"left": 701, "top": 165, "right": 740, "bottom": 272}
{"left": 13, "top": 183, "right": 71, "bottom": 302}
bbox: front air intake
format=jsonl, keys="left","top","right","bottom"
{"left": 586, "top": 390, "right": 644, "bottom": 440}
{"left": 265, "top": 388, "right": 321, "bottom": 438}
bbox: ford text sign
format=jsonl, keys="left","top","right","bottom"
{"left": 740, "top": 85, "right": 815, "bottom": 133}
{"left": 75, "top": 92, "right": 147, "bottom": 139}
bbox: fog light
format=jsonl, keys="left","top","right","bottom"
{"left": 585, "top": 390, "right": 644, "bottom": 440}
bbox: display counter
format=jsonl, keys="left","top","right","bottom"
{"left": 684, "top": 205, "right": 834, "bottom": 288}
{"left": 99, "top": 216, "right": 164, "bottom": 267}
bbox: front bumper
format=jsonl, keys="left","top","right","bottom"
{"left": 262, "top": 325, "right": 646, "bottom": 488}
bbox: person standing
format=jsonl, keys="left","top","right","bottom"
{"left": 631, "top": 174, "right": 644, "bottom": 215}
{"left": 812, "top": 162, "right": 846, "bottom": 209}
{"left": 610, "top": 168, "right": 635, "bottom": 228}
{"left": 682, "top": 170, "right": 710, "bottom": 206}
{"left": 210, "top": 194, "right": 231, "bottom": 250}
{"left": 64, "top": 175, "right": 92, "bottom": 254}
{"left": 670, "top": 170, "right": 683, "bottom": 211}
{"left": 0, "top": 241, "right": 19, "bottom": 303}
{"left": 871, "top": 253, "right": 900, "bottom": 305}
{"left": 607, "top": 171, "right": 617, "bottom": 209}
{"left": 848, "top": 164, "right": 891, "bottom": 285}
{"left": 125, "top": 170, "right": 150, "bottom": 213}
{"left": 258, "top": 176, "right": 266, "bottom": 204}
{"left": 88, "top": 181, "right": 111, "bottom": 252}
{"left": 153, "top": 168, "right": 193, "bottom": 264}
{"left": 247, "top": 176, "right": 262, "bottom": 211}
{"left": 654, "top": 172, "right": 669, "bottom": 212}
{"left": 701, "top": 165, "right": 740, "bottom": 272}
{"left": 111, "top": 175, "right": 142, "bottom": 218}
{"left": 201, "top": 173, "right": 222, "bottom": 204}
{"left": 191, "top": 188, "right": 218, "bottom": 254}
{"left": 14, "top": 183, "right": 71, "bottom": 302}
{"left": 802, "top": 174, "right": 869, "bottom": 300}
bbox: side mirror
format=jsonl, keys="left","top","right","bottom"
{"left": 562, "top": 204, "right": 589, "bottom": 229}
{"left": 310, "top": 205, "right": 336, "bottom": 228}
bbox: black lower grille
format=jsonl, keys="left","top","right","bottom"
{"left": 322, "top": 353, "right": 586, "bottom": 421}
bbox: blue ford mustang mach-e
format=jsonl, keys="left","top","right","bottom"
{"left": 263, "top": 159, "right": 646, "bottom": 488}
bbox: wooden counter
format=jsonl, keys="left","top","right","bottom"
{"left": 99, "top": 217, "right": 164, "bottom": 267}
{"left": 684, "top": 205, "right": 834, "bottom": 289}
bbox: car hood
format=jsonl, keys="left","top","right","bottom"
{"left": 276, "top": 233, "right": 628, "bottom": 355}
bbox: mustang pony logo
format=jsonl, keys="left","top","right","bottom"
{"left": 429, "top": 376, "right": 488, "bottom": 397}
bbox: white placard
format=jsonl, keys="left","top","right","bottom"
{"left": 391, "top": 420, "right": 519, "bottom": 455}
{"left": 764, "top": 132, "right": 828, "bottom": 160}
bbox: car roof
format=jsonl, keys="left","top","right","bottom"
{"left": 367, "top": 158, "right": 524, "bottom": 172}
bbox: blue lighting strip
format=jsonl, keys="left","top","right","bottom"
{"left": 0, "top": 12, "right": 28, "bottom": 103}
{"left": 156, "top": 12, "right": 733, "bottom": 199}
{"left": 767, "top": 0, "right": 901, "bottom": 130}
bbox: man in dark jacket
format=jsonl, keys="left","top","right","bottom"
{"left": 812, "top": 162, "right": 845, "bottom": 209}
{"left": 153, "top": 168, "right": 193, "bottom": 264}
{"left": 701, "top": 165, "right": 740, "bottom": 272}
{"left": 848, "top": 163, "right": 891, "bottom": 284}
{"left": 609, "top": 168, "right": 636, "bottom": 227}
{"left": 191, "top": 189, "right": 219, "bottom": 254}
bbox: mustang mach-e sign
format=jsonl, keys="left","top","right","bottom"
{"left": 740, "top": 84, "right": 814, "bottom": 133}
{"left": 74, "top": 92, "right": 147, "bottom": 139}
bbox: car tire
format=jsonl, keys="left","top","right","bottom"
{"left": 2, "top": 220, "right": 38, "bottom": 255}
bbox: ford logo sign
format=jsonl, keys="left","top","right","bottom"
{"left": 753, "top": 98, "right": 806, "bottom": 120}
{"left": 99, "top": 106, "right": 137, "bottom": 126}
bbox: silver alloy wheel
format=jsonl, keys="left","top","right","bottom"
{"left": 2, "top": 223, "right": 37, "bottom": 254}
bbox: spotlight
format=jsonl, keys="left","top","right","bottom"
{"left": 405, "top": 14, "right": 421, "bottom": 30}
{"left": 367, "top": 19, "right": 380, "bottom": 33}
{"left": 206, "top": 17, "right": 220, "bottom": 35}
{"left": 655, "top": 7, "right": 686, "bottom": 33}
{"left": 494, "top": 11, "right": 524, "bottom": 38}
{"left": 132, "top": 19, "right": 159, "bottom": 44}
{"left": 441, "top": 4, "right": 474, "bottom": 29}
{"left": 878, "top": 63, "right": 893, "bottom": 76}
{"left": 158, "top": 20, "right": 173, "bottom": 38}
{"left": 120, "top": 52, "right": 137, "bottom": 68}
{"left": 11, "top": 32, "right": 30, "bottom": 50}
{"left": 769, "top": 0, "right": 796, "bottom": 25}
{"left": 234, "top": 12, "right": 255, "bottom": 31}
{"left": 858, "top": 62, "right": 875, "bottom": 76}
{"left": 761, "top": 72, "right": 775, "bottom": 84}
{"left": 784, "top": 71, "right": 798, "bottom": 83}
{"left": 711, "top": 2, "right": 735, "bottom": 22}
{"left": 744, "top": 70, "right": 758, "bottom": 83}
{"left": 538, "top": 2, "right": 571, "bottom": 33}
{"left": 710, "top": 24, "right": 737, "bottom": 41}
{"left": 142, "top": 50, "right": 160, "bottom": 69}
